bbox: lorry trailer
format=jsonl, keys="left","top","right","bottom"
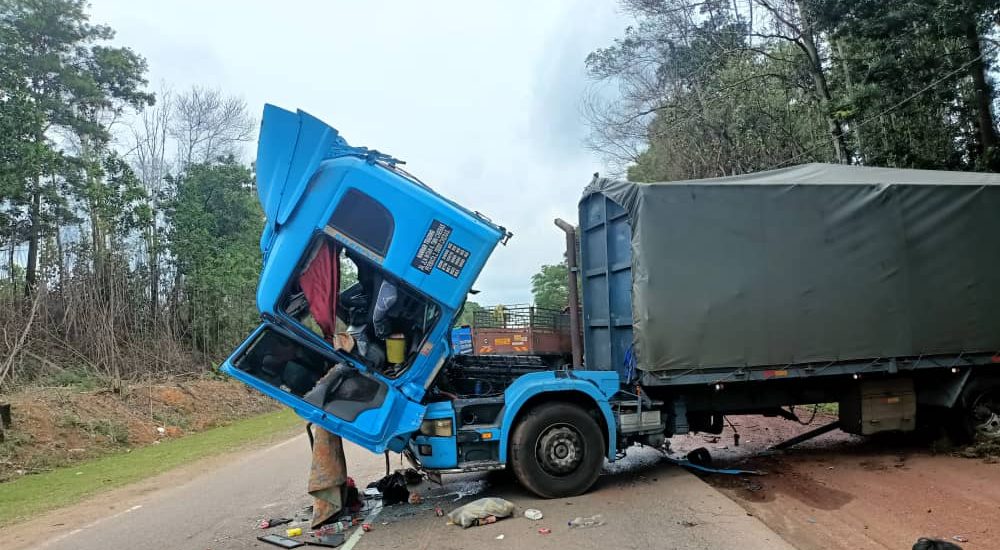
{"left": 223, "top": 106, "right": 1000, "bottom": 498}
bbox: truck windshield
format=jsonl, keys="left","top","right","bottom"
{"left": 282, "top": 235, "right": 441, "bottom": 379}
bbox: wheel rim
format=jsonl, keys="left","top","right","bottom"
{"left": 970, "top": 390, "right": 1000, "bottom": 439}
{"left": 535, "top": 423, "right": 584, "bottom": 476}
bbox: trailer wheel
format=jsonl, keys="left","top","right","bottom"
{"left": 509, "top": 402, "right": 604, "bottom": 498}
{"left": 949, "top": 378, "right": 1000, "bottom": 443}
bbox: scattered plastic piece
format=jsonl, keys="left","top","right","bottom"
{"left": 523, "top": 509, "right": 543, "bottom": 521}
{"left": 286, "top": 527, "right": 303, "bottom": 537}
{"left": 260, "top": 518, "right": 292, "bottom": 529}
{"left": 314, "top": 523, "right": 338, "bottom": 537}
{"left": 362, "top": 523, "right": 372, "bottom": 532}
{"left": 568, "top": 514, "right": 605, "bottom": 528}
{"left": 495, "top": 534, "right": 504, "bottom": 540}
{"left": 447, "top": 498, "right": 515, "bottom": 528}
{"left": 953, "top": 535, "right": 969, "bottom": 543}
{"left": 408, "top": 493, "right": 423, "bottom": 505}
{"left": 538, "top": 528, "right": 551, "bottom": 535}
{"left": 435, "top": 507, "right": 445, "bottom": 517}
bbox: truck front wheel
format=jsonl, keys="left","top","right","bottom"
{"left": 949, "top": 379, "right": 1000, "bottom": 443}
{"left": 509, "top": 402, "right": 604, "bottom": 498}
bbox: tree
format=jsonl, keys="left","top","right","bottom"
{"left": 168, "top": 159, "right": 262, "bottom": 353}
{"left": 455, "top": 300, "right": 483, "bottom": 327}
{"left": 0, "top": 0, "right": 153, "bottom": 293}
{"left": 128, "top": 87, "right": 172, "bottom": 321}
{"left": 813, "top": 0, "right": 1000, "bottom": 170}
{"left": 170, "top": 86, "right": 255, "bottom": 168}
{"left": 531, "top": 262, "right": 572, "bottom": 310}
{"left": 588, "top": 0, "right": 1000, "bottom": 180}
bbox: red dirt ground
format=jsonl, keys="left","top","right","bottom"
{"left": 672, "top": 414, "right": 1000, "bottom": 550}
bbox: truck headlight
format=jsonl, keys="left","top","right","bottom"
{"left": 420, "top": 418, "right": 453, "bottom": 437}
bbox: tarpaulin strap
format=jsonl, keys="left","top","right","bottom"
{"left": 663, "top": 455, "right": 763, "bottom": 476}
{"left": 623, "top": 345, "right": 637, "bottom": 384}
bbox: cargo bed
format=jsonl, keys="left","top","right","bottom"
{"left": 579, "top": 164, "right": 1000, "bottom": 386}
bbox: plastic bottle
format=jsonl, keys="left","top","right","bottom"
{"left": 567, "top": 514, "right": 605, "bottom": 528}
{"left": 315, "top": 521, "right": 348, "bottom": 536}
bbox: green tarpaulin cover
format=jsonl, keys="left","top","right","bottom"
{"left": 584, "top": 163, "right": 1000, "bottom": 372}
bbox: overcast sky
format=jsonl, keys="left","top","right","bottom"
{"left": 88, "top": 0, "right": 630, "bottom": 305}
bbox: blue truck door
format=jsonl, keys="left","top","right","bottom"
{"left": 222, "top": 322, "right": 426, "bottom": 454}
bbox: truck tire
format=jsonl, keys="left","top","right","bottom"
{"left": 509, "top": 401, "right": 604, "bottom": 499}
{"left": 948, "top": 377, "right": 1000, "bottom": 444}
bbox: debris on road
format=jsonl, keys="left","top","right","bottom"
{"left": 403, "top": 468, "right": 423, "bottom": 485}
{"left": 286, "top": 527, "right": 303, "bottom": 537}
{"left": 434, "top": 506, "right": 445, "bottom": 517}
{"left": 568, "top": 514, "right": 605, "bottom": 528}
{"left": 369, "top": 471, "right": 409, "bottom": 506}
{"left": 303, "top": 533, "right": 345, "bottom": 548}
{"left": 495, "top": 534, "right": 504, "bottom": 540}
{"left": 523, "top": 508, "right": 543, "bottom": 520}
{"left": 447, "top": 497, "right": 515, "bottom": 528}
{"left": 952, "top": 535, "right": 969, "bottom": 543}
{"left": 314, "top": 520, "right": 349, "bottom": 536}
{"left": 912, "top": 538, "right": 964, "bottom": 550}
{"left": 258, "top": 534, "right": 305, "bottom": 548}
{"left": 259, "top": 518, "right": 292, "bottom": 529}
{"left": 475, "top": 515, "right": 498, "bottom": 526}
{"left": 408, "top": 492, "right": 423, "bottom": 505}
{"left": 538, "top": 528, "right": 552, "bottom": 535}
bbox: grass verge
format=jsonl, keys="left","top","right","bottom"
{"left": 0, "top": 409, "right": 301, "bottom": 527}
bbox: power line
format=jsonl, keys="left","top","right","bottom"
{"left": 767, "top": 52, "right": 985, "bottom": 171}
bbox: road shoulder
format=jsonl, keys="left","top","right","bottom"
{"left": 0, "top": 412, "right": 302, "bottom": 549}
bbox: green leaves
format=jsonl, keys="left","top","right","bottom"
{"left": 169, "top": 160, "right": 263, "bottom": 352}
{"left": 531, "top": 263, "right": 572, "bottom": 311}
{"left": 1, "top": 0, "right": 154, "bottom": 291}
{"left": 589, "top": 0, "right": 1000, "bottom": 179}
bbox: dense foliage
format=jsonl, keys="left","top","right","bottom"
{"left": 586, "top": 0, "right": 1000, "bottom": 180}
{"left": 0, "top": 0, "right": 259, "bottom": 388}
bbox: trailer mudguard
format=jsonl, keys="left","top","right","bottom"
{"left": 499, "top": 371, "right": 620, "bottom": 461}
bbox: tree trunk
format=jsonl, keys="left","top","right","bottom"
{"left": 55, "top": 226, "right": 66, "bottom": 290}
{"left": 8, "top": 239, "right": 15, "bottom": 292}
{"left": 836, "top": 40, "right": 865, "bottom": 164}
{"left": 24, "top": 186, "right": 40, "bottom": 295}
{"left": 147, "top": 225, "right": 159, "bottom": 324}
{"left": 796, "top": 1, "right": 849, "bottom": 164}
{"left": 964, "top": 16, "right": 999, "bottom": 169}
{"left": 90, "top": 200, "right": 104, "bottom": 283}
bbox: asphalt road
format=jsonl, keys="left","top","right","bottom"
{"left": 0, "top": 430, "right": 793, "bottom": 550}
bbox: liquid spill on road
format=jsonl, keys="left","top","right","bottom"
{"left": 602, "top": 446, "right": 666, "bottom": 475}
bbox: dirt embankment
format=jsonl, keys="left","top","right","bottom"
{"left": 0, "top": 378, "right": 277, "bottom": 482}
{"left": 673, "top": 414, "right": 1000, "bottom": 550}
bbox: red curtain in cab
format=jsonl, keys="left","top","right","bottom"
{"left": 299, "top": 241, "right": 340, "bottom": 340}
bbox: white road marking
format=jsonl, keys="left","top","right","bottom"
{"left": 36, "top": 505, "right": 144, "bottom": 549}
{"left": 342, "top": 503, "right": 383, "bottom": 550}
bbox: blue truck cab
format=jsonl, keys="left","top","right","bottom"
{"left": 222, "top": 106, "right": 625, "bottom": 498}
